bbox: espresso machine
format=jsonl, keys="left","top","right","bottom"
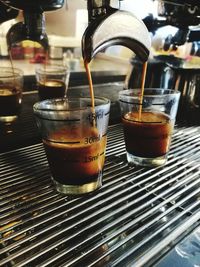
{"left": 1, "top": 0, "right": 199, "bottom": 125}
{"left": 144, "top": 0, "right": 200, "bottom": 51}
{"left": 2, "top": 2, "right": 200, "bottom": 267}
{"left": 126, "top": 0, "right": 200, "bottom": 124}
{"left": 0, "top": 0, "right": 66, "bottom": 50}
{"left": 0, "top": 1, "right": 18, "bottom": 24}
{"left": 0, "top": 0, "right": 151, "bottom": 63}
{"left": 81, "top": 0, "right": 151, "bottom": 62}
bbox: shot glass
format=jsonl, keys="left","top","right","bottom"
{"left": 33, "top": 97, "right": 110, "bottom": 195}
{"left": 0, "top": 67, "right": 24, "bottom": 122}
{"left": 119, "top": 89, "right": 180, "bottom": 167}
{"left": 35, "top": 64, "right": 70, "bottom": 101}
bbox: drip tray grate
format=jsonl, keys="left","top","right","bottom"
{"left": 1, "top": 124, "right": 200, "bottom": 267}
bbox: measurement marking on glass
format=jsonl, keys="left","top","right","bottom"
{"left": 119, "top": 100, "right": 165, "bottom": 106}
{"left": 45, "top": 139, "right": 81, "bottom": 144}
{"left": 35, "top": 115, "right": 81, "bottom": 122}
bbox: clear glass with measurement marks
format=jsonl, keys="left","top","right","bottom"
{"left": 33, "top": 97, "right": 110, "bottom": 195}
{"left": 119, "top": 89, "right": 180, "bottom": 167}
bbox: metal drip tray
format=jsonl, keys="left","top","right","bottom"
{"left": 1, "top": 124, "right": 200, "bottom": 267}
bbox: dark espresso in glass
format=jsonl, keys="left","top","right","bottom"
{"left": 43, "top": 129, "right": 106, "bottom": 186}
{"left": 122, "top": 111, "right": 173, "bottom": 158}
{"left": 38, "top": 80, "right": 66, "bottom": 100}
{"left": 0, "top": 87, "right": 21, "bottom": 116}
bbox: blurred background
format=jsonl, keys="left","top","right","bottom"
{"left": 0, "top": 0, "right": 193, "bottom": 61}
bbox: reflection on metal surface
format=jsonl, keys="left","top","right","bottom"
{"left": 1, "top": 124, "right": 200, "bottom": 266}
{"left": 0, "top": 121, "right": 15, "bottom": 134}
{"left": 176, "top": 226, "right": 200, "bottom": 267}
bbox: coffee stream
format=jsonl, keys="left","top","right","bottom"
{"left": 84, "top": 60, "right": 96, "bottom": 127}
{"left": 9, "top": 43, "right": 147, "bottom": 125}
{"left": 8, "top": 50, "right": 16, "bottom": 91}
{"left": 84, "top": 60, "right": 95, "bottom": 110}
{"left": 84, "top": 58, "right": 148, "bottom": 125}
{"left": 44, "top": 50, "right": 48, "bottom": 83}
{"left": 138, "top": 61, "right": 148, "bottom": 121}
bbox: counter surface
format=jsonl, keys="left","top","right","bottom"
{"left": 0, "top": 54, "right": 129, "bottom": 76}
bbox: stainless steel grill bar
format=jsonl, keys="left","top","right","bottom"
{"left": 90, "top": 201, "right": 200, "bottom": 267}
{"left": 0, "top": 143, "right": 43, "bottom": 158}
{"left": 131, "top": 211, "right": 200, "bottom": 267}
{"left": 0, "top": 157, "right": 197, "bottom": 247}
{"left": 0, "top": 169, "right": 49, "bottom": 188}
{"left": 0, "top": 172, "right": 198, "bottom": 239}
{"left": 1, "top": 124, "right": 200, "bottom": 267}
{"left": 0, "top": 175, "right": 51, "bottom": 203}
{"left": 59, "top": 180, "right": 200, "bottom": 267}
{"left": 0, "top": 164, "right": 135, "bottom": 240}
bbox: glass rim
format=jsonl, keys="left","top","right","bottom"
{"left": 33, "top": 97, "right": 110, "bottom": 112}
{"left": 0, "top": 67, "right": 23, "bottom": 78}
{"left": 119, "top": 88, "right": 181, "bottom": 97}
{"left": 35, "top": 64, "right": 69, "bottom": 74}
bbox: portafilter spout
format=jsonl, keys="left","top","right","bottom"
{"left": 82, "top": 0, "right": 151, "bottom": 63}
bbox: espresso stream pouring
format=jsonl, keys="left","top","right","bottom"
{"left": 82, "top": 0, "right": 151, "bottom": 63}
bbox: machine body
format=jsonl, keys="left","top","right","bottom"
{"left": 0, "top": 0, "right": 65, "bottom": 50}
{"left": 0, "top": 0, "right": 199, "bottom": 58}
{"left": 82, "top": 0, "right": 151, "bottom": 62}
{"left": 144, "top": 0, "right": 200, "bottom": 50}
{"left": 0, "top": 2, "right": 18, "bottom": 24}
{"left": 0, "top": 0, "right": 151, "bottom": 61}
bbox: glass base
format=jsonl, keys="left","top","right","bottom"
{"left": 53, "top": 178, "right": 102, "bottom": 195}
{"left": 0, "top": 115, "right": 18, "bottom": 122}
{"left": 126, "top": 152, "right": 167, "bottom": 167}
